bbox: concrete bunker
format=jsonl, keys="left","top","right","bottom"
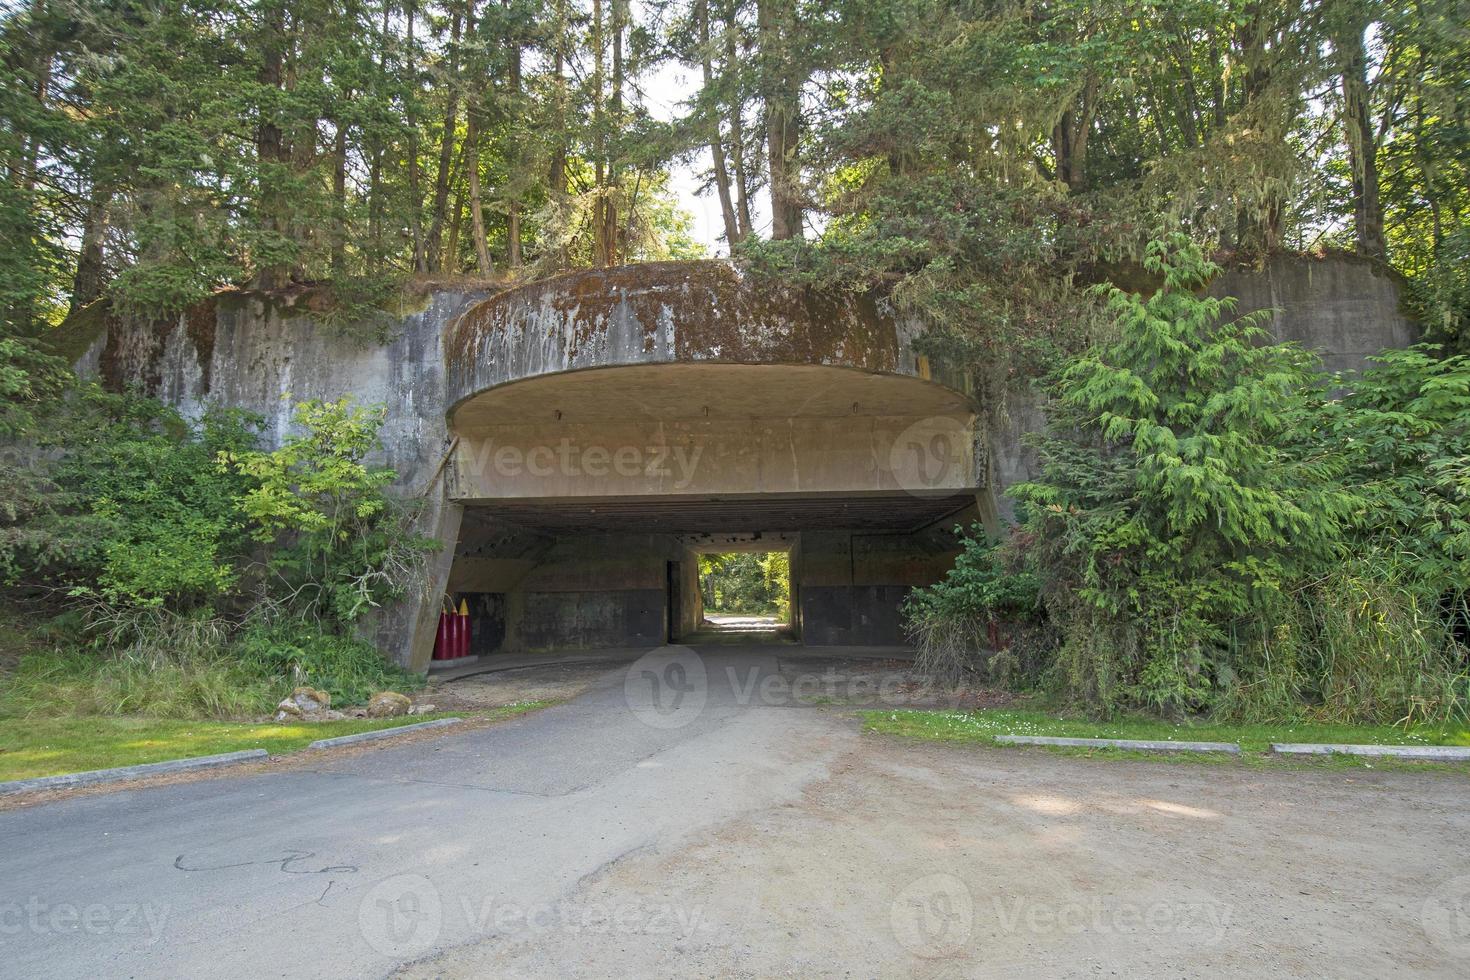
{"left": 434, "top": 263, "right": 991, "bottom": 664}
{"left": 71, "top": 253, "right": 1421, "bottom": 670}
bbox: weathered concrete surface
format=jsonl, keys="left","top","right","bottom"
{"left": 4, "top": 651, "right": 1467, "bottom": 978}
{"left": 1272, "top": 743, "right": 1470, "bottom": 761}
{"left": 78, "top": 256, "right": 1418, "bottom": 667}
{"left": 994, "top": 735, "right": 1241, "bottom": 753}
{"left": 1211, "top": 252, "right": 1417, "bottom": 376}
{"left": 77, "top": 287, "right": 491, "bottom": 668}
{"left": 986, "top": 253, "right": 1421, "bottom": 518}
{"left": 449, "top": 366, "right": 982, "bottom": 501}
{"left": 443, "top": 260, "right": 965, "bottom": 412}
{"left": 85, "top": 287, "right": 491, "bottom": 484}
{"left": 306, "top": 718, "right": 462, "bottom": 750}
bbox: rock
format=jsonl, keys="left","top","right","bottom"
{"left": 366, "top": 691, "right": 412, "bottom": 718}
{"left": 274, "top": 687, "right": 341, "bottom": 722}
{"left": 291, "top": 686, "right": 331, "bottom": 712}
{"left": 407, "top": 704, "right": 437, "bottom": 716}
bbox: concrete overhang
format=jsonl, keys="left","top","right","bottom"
{"left": 442, "top": 262, "right": 983, "bottom": 507}
{"left": 443, "top": 259, "right": 971, "bottom": 417}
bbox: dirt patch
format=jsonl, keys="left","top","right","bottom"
{"left": 406, "top": 731, "right": 1470, "bottom": 978}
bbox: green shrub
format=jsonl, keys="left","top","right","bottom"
{"left": 1, "top": 611, "right": 424, "bottom": 719}
{"left": 1011, "top": 235, "right": 1350, "bottom": 715}
{"left": 221, "top": 398, "right": 433, "bottom": 627}
{"left": 902, "top": 525, "right": 1042, "bottom": 684}
{"left": 1217, "top": 557, "right": 1469, "bottom": 725}
{"left": 988, "top": 236, "right": 1469, "bottom": 724}
{"left": 1323, "top": 344, "right": 1470, "bottom": 610}
{"left": 5, "top": 388, "right": 261, "bottom": 608}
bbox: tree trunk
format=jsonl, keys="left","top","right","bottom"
{"left": 1234, "top": 6, "right": 1282, "bottom": 255}
{"left": 1337, "top": 13, "right": 1386, "bottom": 259}
{"left": 592, "top": 0, "right": 611, "bottom": 267}
{"left": 367, "top": 1, "right": 392, "bottom": 272}
{"left": 463, "top": 0, "right": 492, "bottom": 276}
{"left": 425, "top": 9, "right": 462, "bottom": 272}
{"left": 547, "top": 0, "right": 569, "bottom": 268}
{"left": 605, "top": 0, "right": 625, "bottom": 263}
{"left": 406, "top": 0, "right": 426, "bottom": 272}
{"left": 757, "top": 0, "right": 801, "bottom": 240}
{"left": 332, "top": 115, "right": 348, "bottom": 275}
{"left": 446, "top": 169, "right": 465, "bottom": 272}
{"left": 723, "top": 5, "right": 754, "bottom": 240}
{"left": 256, "top": 1, "right": 288, "bottom": 288}
{"left": 699, "top": 0, "right": 740, "bottom": 246}
{"left": 1051, "top": 76, "right": 1096, "bottom": 193}
{"left": 69, "top": 187, "right": 109, "bottom": 314}
{"left": 465, "top": 112, "right": 492, "bottom": 276}
{"left": 506, "top": 15, "right": 523, "bottom": 268}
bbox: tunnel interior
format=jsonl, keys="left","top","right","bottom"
{"left": 440, "top": 362, "right": 989, "bottom": 659}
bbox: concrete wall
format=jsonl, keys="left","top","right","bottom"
{"left": 986, "top": 253, "right": 1420, "bottom": 517}
{"left": 795, "top": 520, "right": 975, "bottom": 646}
{"left": 77, "top": 287, "right": 491, "bottom": 668}
{"left": 1210, "top": 253, "right": 1417, "bottom": 376}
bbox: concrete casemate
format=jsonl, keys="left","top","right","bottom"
{"left": 73, "top": 255, "right": 1416, "bottom": 669}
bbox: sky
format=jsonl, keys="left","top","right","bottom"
{"left": 638, "top": 54, "right": 771, "bottom": 256}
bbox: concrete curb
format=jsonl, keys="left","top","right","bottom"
{"left": 0, "top": 749, "right": 269, "bottom": 796}
{"left": 1271, "top": 742, "right": 1470, "bottom": 761}
{"left": 994, "top": 735, "right": 1241, "bottom": 754}
{"left": 307, "top": 717, "right": 462, "bottom": 750}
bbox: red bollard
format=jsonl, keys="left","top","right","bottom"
{"left": 448, "top": 608, "right": 462, "bottom": 659}
{"left": 433, "top": 610, "right": 451, "bottom": 660}
{"left": 457, "top": 599, "right": 472, "bottom": 658}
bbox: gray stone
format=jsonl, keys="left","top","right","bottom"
{"left": 306, "top": 717, "right": 461, "bottom": 750}
{"left": 994, "top": 735, "right": 1241, "bottom": 754}
{"left": 0, "top": 749, "right": 268, "bottom": 796}
{"left": 1270, "top": 742, "right": 1470, "bottom": 761}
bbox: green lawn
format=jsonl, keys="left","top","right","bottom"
{"left": 0, "top": 702, "right": 550, "bottom": 782}
{"left": 862, "top": 707, "right": 1470, "bottom": 756}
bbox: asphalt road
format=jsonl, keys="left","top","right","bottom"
{"left": 4, "top": 645, "right": 1470, "bottom": 978}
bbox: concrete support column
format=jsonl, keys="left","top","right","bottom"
{"left": 371, "top": 475, "right": 464, "bottom": 671}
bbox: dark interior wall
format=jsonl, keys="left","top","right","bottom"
{"left": 449, "top": 523, "right": 696, "bottom": 653}
{"left": 674, "top": 549, "right": 703, "bottom": 641}
{"left": 445, "top": 515, "right": 961, "bottom": 652}
{"left": 519, "top": 589, "right": 667, "bottom": 650}
{"left": 794, "top": 523, "right": 964, "bottom": 646}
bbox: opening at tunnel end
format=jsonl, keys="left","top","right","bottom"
{"left": 691, "top": 550, "right": 794, "bottom": 644}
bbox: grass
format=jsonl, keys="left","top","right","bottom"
{"left": 0, "top": 617, "right": 425, "bottom": 721}
{"left": 0, "top": 702, "right": 551, "bottom": 782}
{"left": 861, "top": 706, "right": 1470, "bottom": 758}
